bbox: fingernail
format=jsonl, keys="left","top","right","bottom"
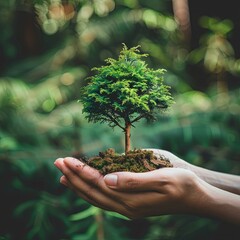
{"left": 104, "top": 174, "right": 118, "bottom": 187}
{"left": 64, "top": 157, "right": 83, "bottom": 165}
{"left": 60, "top": 176, "right": 67, "bottom": 186}
{"left": 54, "top": 158, "right": 63, "bottom": 168}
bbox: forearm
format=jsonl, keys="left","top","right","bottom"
{"left": 190, "top": 164, "right": 240, "bottom": 195}
{"left": 199, "top": 181, "right": 240, "bottom": 225}
{"left": 153, "top": 149, "right": 240, "bottom": 195}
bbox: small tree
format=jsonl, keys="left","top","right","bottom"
{"left": 79, "top": 44, "right": 174, "bottom": 155}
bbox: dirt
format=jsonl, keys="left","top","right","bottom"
{"left": 79, "top": 148, "right": 173, "bottom": 175}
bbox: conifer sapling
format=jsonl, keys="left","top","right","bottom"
{"left": 79, "top": 44, "right": 174, "bottom": 156}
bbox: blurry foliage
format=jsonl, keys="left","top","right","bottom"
{"left": 188, "top": 16, "right": 236, "bottom": 74}
{"left": 0, "top": 0, "right": 240, "bottom": 240}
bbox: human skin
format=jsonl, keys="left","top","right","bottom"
{"left": 54, "top": 149, "right": 240, "bottom": 225}
{"left": 149, "top": 149, "right": 240, "bottom": 195}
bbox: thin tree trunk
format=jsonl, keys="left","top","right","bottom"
{"left": 172, "top": 0, "right": 191, "bottom": 46}
{"left": 95, "top": 210, "right": 104, "bottom": 240}
{"left": 217, "top": 71, "right": 229, "bottom": 105}
{"left": 125, "top": 122, "right": 131, "bottom": 155}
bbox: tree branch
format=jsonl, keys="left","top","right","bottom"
{"left": 105, "top": 112, "right": 125, "bottom": 130}
{"left": 131, "top": 114, "right": 145, "bottom": 124}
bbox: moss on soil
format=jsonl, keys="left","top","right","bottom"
{"left": 81, "top": 148, "right": 173, "bottom": 175}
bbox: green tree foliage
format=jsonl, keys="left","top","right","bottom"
{"left": 79, "top": 44, "right": 174, "bottom": 153}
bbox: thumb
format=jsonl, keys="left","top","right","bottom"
{"left": 103, "top": 170, "right": 163, "bottom": 192}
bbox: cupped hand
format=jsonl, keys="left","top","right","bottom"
{"left": 145, "top": 148, "right": 190, "bottom": 169}
{"left": 54, "top": 156, "right": 208, "bottom": 219}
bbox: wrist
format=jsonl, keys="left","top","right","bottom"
{"left": 187, "top": 163, "right": 214, "bottom": 185}
{"left": 183, "top": 175, "right": 212, "bottom": 215}
{"left": 188, "top": 163, "right": 240, "bottom": 195}
{"left": 191, "top": 179, "right": 240, "bottom": 225}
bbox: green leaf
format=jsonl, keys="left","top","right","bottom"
{"left": 69, "top": 206, "right": 98, "bottom": 221}
{"left": 105, "top": 211, "right": 129, "bottom": 220}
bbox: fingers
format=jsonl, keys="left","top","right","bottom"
{"left": 63, "top": 157, "right": 103, "bottom": 187}
{"left": 103, "top": 169, "right": 170, "bottom": 192}
{"left": 54, "top": 157, "right": 128, "bottom": 214}
{"left": 62, "top": 157, "right": 138, "bottom": 198}
{"left": 144, "top": 148, "right": 189, "bottom": 169}
{"left": 60, "top": 175, "right": 112, "bottom": 211}
{"left": 55, "top": 157, "right": 175, "bottom": 194}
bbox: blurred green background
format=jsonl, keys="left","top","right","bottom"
{"left": 0, "top": 0, "right": 240, "bottom": 239}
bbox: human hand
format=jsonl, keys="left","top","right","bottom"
{"left": 147, "top": 149, "right": 240, "bottom": 196}
{"left": 144, "top": 148, "right": 190, "bottom": 169}
{"left": 54, "top": 156, "right": 209, "bottom": 219}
